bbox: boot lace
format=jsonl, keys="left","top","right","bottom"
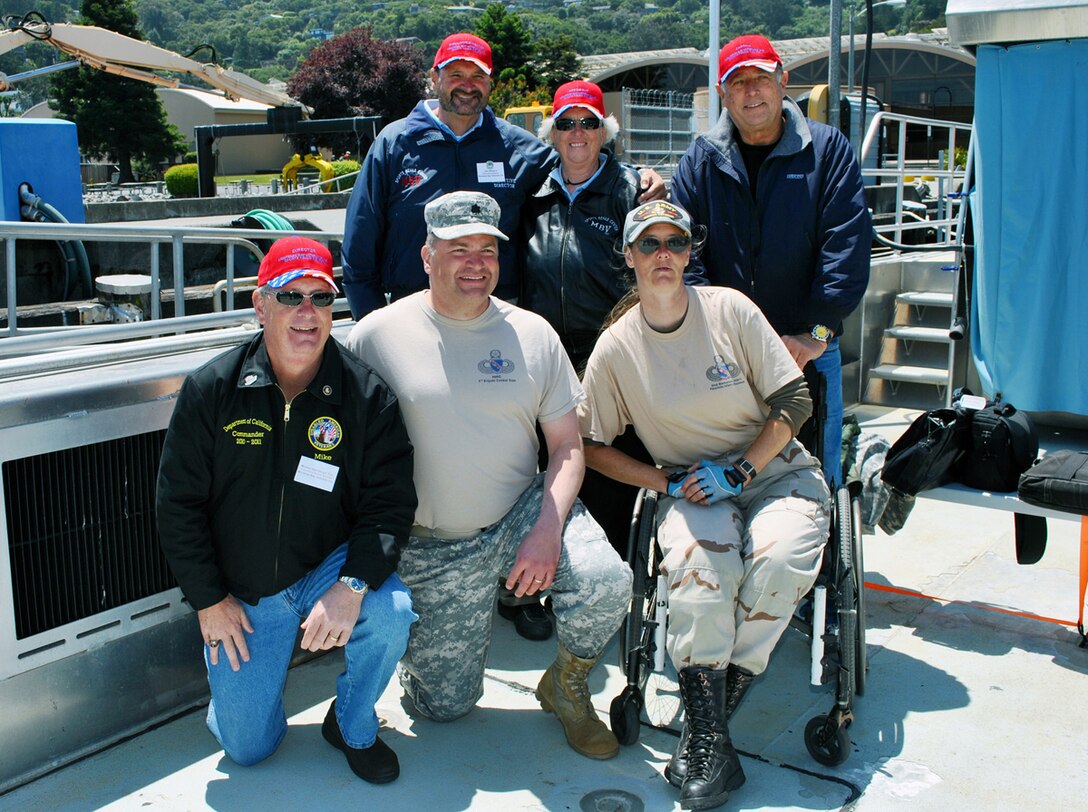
{"left": 683, "top": 673, "right": 721, "bottom": 781}
{"left": 561, "top": 657, "right": 594, "bottom": 717}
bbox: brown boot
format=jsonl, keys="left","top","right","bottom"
{"left": 536, "top": 644, "right": 619, "bottom": 760}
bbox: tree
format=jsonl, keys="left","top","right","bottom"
{"left": 475, "top": 4, "right": 534, "bottom": 83}
{"left": 49, "top": 0, "right": 187, "bottom": 183}
{"left": 287, "top": 27, "right": 427, "bottom": 155}
{"left": 529, "top": 34, "right": 582, "bottom": 96}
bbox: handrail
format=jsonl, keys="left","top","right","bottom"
{"left": 1, "top": 221, "right": 343, "bottom": 338}
{"left": 858, "top": 110, "right": 973, "bottom": 250}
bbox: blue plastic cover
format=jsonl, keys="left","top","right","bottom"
{"left": 971, "top": 40, "right": 1088, "bottom": 414}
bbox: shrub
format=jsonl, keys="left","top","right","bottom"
{"left": 164, "top": 163, "right": 199, "bottom": 198}
{"left": 328, "top": 159, "right": 361, "bottom": 192}
{"left": 183, "top": 151, "right": 198, "bottom": 163}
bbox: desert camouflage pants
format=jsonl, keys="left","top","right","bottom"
{"left": 397, "top": 473, "right": 633, "bottom": 721}
{"left": 658, "top": 442, "right": 830, "bottom": 675}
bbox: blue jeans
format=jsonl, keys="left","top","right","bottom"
{"left": 205, "top": 544, "right": 416, "bottom": 765}
{"left": 812, "top": 338, "right": 844, "bottom": 489}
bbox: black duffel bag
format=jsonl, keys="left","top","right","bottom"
{"left": 881, "top": 408, "right": 966, "bottom": 496}
{"left": 956, "top": 400, "right": 1038, "bottom": 493}
{"left": 1018, "top": 451, "right": 1088, "bottom": 514}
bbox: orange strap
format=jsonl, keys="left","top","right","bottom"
{"left": 1078, "top": 516, "right": 1088, "bottom": 643}
{"left": 863, "top": 582, "right": 1078, "bottom": 629}
{"left": 866, "top": 513, "right": 1088, "bottom": 647}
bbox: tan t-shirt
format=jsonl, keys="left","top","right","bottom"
{"left": 345, "top": 292, "right": 583, "bottom": 533}
{"left": 579, "top": 286, "right": 801, "bottom": 468}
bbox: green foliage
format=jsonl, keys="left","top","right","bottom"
{"left": 328, "top": 159, "right": 361, "bottom": 192}
{"left": 164, "top": 163, "right": 199, "bottom": 197}
{"left": 476, "top": 5, "right": 534, "bottom": 83}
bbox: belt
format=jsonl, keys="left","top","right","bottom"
{"left": 410, "top": 524, "right": 484, "bottom": 540}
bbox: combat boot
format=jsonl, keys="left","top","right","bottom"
{"left": 678, "top": 667, "right": 745, "bottom": 810}
{"left": 723, "top": 664, "right": 755, "bottom": 720}
{"left": 667, "top": 664, "right": 754, "bottom": 788}
{"left": 536, "top": 644, "right": 619, "bottom": 759}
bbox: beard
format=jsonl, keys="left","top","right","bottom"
{"left": 438, "top": 87, "right": 488, "bottom": 117}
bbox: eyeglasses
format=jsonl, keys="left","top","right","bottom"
{"left": 635, "top": 235, "right": 691, "bottom": 254}
{"left": 272, "top": 289, "right": 336, "bottom": 307}
{"left": 554, "top": 116, "right": 601, "bottom": 131}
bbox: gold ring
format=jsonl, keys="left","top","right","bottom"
{"left": 330, "top": 633, "right": 340, "bottom": 641}
{"left": 208, "top": 640, "right": 220, "bottom": 649}
{"left": 532, "top": 577, "right": 545, "bottom": 582}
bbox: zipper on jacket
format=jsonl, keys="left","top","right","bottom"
{"left": 559, "top": 199, "right": 575, "bottom": 335}
{"left": 273, "top": 388, "right": 297, "bottom": 586}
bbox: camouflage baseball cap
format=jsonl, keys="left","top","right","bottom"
{"left": 424, "top": 191, "right": 509, "bottom": 241}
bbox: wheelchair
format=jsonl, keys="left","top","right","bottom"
{"left": 607, "top": 369, "right": 867, "bottom": 767}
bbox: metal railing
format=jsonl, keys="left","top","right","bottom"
{"left": 859, "top": 111, "right": 974, "bottom": 249}
{"left": 0, "top": 220, "right": 344, "bottom": 340}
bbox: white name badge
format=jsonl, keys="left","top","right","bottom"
{"left": 294, "top": 456, "right": 339, "bottom": 492}
{"left": 476, "top": 161, "right": 506, "bottom": 183}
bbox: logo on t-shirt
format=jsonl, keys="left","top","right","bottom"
{"left": 477, "top": 349, "right": 516, "bottom": 380}
{"left": 585, "top": 215, "right": 619, "bottom": 236}
{"left": 705, "top": 355, "right": 742, "bottom": 388}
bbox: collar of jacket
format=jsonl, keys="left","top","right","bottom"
{"left": 532, "top": 150, "right": 621, "bottom": 199}
{"left": 235, "top": 332, "right": 344, "bottom": 405}
{"left": 403, "top": 99, "right": 499, "bottom": 140}
{"left": 701, "top": 95, "right": 813, "bottom": 173}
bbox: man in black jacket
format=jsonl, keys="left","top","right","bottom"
{"left": 156, "top": 237, "right": 417, "bottom": 784}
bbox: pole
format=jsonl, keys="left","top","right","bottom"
{"left": 848, "top": 8, "right": 856, "bottom": 93}
{"left": 708, "top": 0, "right": 720, "bottom": 127}
{"left": 828, "top": 0, "right": 842, "bottom": 132}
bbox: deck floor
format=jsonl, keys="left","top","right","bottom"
{"left": 3, "top": 407, "right": 1087, "bottom": 811}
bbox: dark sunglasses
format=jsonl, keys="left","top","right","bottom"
{"left": 554, "top": 116, "right": 602, "bottom": 131}
{"left": 272, "top": 289, "right": 336, "bottom": 308}
{"left": 635, "top": 235, "right": 691, "bottom": 254}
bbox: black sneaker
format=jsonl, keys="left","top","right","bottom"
{"left": 322, "top": 701, "right": 399, "bottom": 784}
{"left": 497, "top": 599, "right": 554, "bottom": 641}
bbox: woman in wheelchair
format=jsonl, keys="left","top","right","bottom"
{"left": 578, "top": 200, "right": 831, "bottom": 811}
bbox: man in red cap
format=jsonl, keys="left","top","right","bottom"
{"left": 672, "top": 33, "right": 871, "bottom": 495}
{"left": 342, "top": 33, "right": 664, "bottom": 321}
{"left": 157, "top": 236, "right": 418, "bottom": 784}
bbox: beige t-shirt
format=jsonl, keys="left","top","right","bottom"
{"left": 579, "top": 286, "right": 801, "bottom": 468}
{"left": 345, "top": 292, "right": 583, "bottom": 532}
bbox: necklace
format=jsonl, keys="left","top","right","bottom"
{"left": 564, "top": 174, "right": 592, "bottom": 185}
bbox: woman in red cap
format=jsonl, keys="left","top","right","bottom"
{"left": 519, "top": 80, "right": 652, "bottom": 564}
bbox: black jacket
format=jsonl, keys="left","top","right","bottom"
{"left": 520, "top": 154, "right": 641, "bottom": 364}
{"left": 156, "top": 333, "right": 416, "bottom": 610}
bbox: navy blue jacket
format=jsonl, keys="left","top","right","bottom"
{"left": 671, "top": 97, "right": 871, "bottom": 337}
{"left": 341, "top": 101, "right": 556, "bottom": 318}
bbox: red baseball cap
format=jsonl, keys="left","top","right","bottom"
{"left": 257, "top": 236, "right": 339, "bottom": 292}
{"left": 433, "top": 33, "right": 493, "bottom": 75}
{"left": 718, "top": 34, "right": 782, "bottom": 85}
{"left": 552, "top": 81, "right": 606, "bottom": 120}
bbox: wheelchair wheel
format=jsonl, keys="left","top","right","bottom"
{"left": 834, "top": 487, "right": 859, "bottom": 701}
{"left": 804, "top": 714, "right": 851, "bottom": 767}
{"left": 613, "top": 491, "right": 683, "bottom": 740}
{"left": 609, "top": 685, "right": 643, "bottom": 746}
{"left": 849, "top": 488, "right": 867, "bottom": 697}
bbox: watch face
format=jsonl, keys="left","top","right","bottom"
{"left": 810, "top": 324, "right": 832, "bottom": 342}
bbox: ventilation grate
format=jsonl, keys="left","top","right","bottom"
{"left": 4, "top": 430, "right": 175, "bottom": 639}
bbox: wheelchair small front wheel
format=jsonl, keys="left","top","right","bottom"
{"left": 610, "top": 686, "right": 643, "bottom": 746}
{"left": 804, "top": 714, "right": 850, "bottom": 766}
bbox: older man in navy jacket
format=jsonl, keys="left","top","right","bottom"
{"left": 671, "top": 34, "right": 871, "bottom": 487}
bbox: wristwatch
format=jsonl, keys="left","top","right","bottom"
{"left": 338, "top": 576, "right": 369, "bottom": 596}
{"left": 809, "top": 324, "right": 833, "bottom": 343}
{"left": 734, "top": 457, "right": 757, "bottom": 482}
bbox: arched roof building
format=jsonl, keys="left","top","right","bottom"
{"left": 580, "top": 30, "right": 975, "bottom": 123}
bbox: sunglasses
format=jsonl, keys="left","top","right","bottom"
{"left": 635, "top": 235, "right": 691, "bottom": 254}
{"left": 272, "top": 290, "right": 336, "bottom": 308}
{"left": 554, "top": 116, "right": 601, "bottom": 131}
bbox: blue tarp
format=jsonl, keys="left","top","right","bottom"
{"left": 972, "top": 40, "right": 1088, "bottom": 414}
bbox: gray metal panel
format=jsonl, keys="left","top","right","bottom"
{"left": 947, "top": 0, "right": 1088, "bottom": 45}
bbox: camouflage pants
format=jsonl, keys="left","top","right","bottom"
{"left": 658, "top": 443, "right": 830, "bottom": 675}
{"left": 397, "top": 473, "right": 633, "bottom": 722}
